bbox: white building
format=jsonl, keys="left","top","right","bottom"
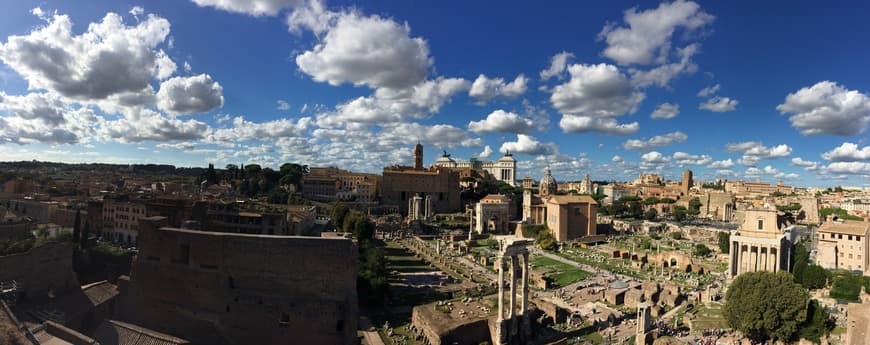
{"left": 434, "top": 151, "right": 517, "bottom": 186}
{"left": 474, "top": 194, "right": 512, "bottom": 234}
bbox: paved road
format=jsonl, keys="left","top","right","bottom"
{"left": 358, "top": 317, "right": 386, "bottom": 345}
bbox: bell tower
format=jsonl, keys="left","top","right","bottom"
{"left": 414, "top": 142, "right": 423, "bottom": 170}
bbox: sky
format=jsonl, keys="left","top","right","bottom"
{"left": 0, "top": 0, "right": 868, "bottom": 188}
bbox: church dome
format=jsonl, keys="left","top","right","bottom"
{"left": 539, "top": 166, "right": 557, "bottom": 196}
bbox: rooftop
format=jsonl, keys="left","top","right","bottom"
{"left": 545, "top": 195, "right": 597, "bottom": 204}
{"left": 93, "top": 320, "right": 190, "bottom": 345}
{"left": 819, "top": 220, "right": 870, "bottom": 236}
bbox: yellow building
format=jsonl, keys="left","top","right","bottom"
{"left": 817, "top": 219, "right": 869, "bottom": 274}
{"left": 728, "top": 208, "right": 796, "bottom": 277}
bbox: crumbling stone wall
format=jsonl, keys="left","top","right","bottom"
{"left": 118, "top": 217, "right": 358, "bottom": 345}
{"left": 0, "top": 242, "right": 79, "bottom": 299}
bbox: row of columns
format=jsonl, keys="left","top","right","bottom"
{"left": 729, "top": 240, "right": 781, "bottom": 276}
{"left": 496, "top": 252, "right": 530, "bottom": 344}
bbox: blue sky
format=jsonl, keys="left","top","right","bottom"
{"left": 0, "top": 0, "right": 869, "bottom": 187}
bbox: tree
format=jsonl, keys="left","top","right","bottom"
{"left": 643, "top": 197, "right": 660, "bottom": 206}
{"left": 669, "top": 232, "right": 682, "bottom": 240}
{"left": 801, "top": 265, "right": 830, "bottom": 290}
{"left": 279, "top": 163, "right": 308, "bottom": 188}
{"left": 718, "top": 232, "right": 730, "bottom": 253}
{"left": 80, "top": 221, "right": 89, "bottom": 248}
{"left": 244, "top": 164, "right": 262, "bottom": 176}
{"left": 693, "top": 244, "right": 711, "bottom": 257}
{"left": 688, "top": 197, "right": 702, "bottom": 216}
{"left": 72, "top": 210, "right": 81, "bottom": 243}
{"left": 643, "top": 208, "right": 657, "bottom": 220}
{"left": 628, "top": 201, "right": 643, "bottom": 218}
{"left": 205, "top": 163, "right": 218, "bottom": 185}
{"left": 799, "top": 300, "right": 833, "bottom": 344}
{"left": 672, "top": 206, "right": 687, "bottom": 221}
{"left": 724, "top": 271, "right": 808, "bottom": 342}
{"left": 331, "top": 203, "right": 350, "bottom": 231}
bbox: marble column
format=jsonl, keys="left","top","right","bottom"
{"left": 497, "top": 256, "right": 504, "bottom": 321}
{"left": 729, "top": 239, "right": 737, "bottom": 277}
{"left": 521, "top": 252, "right": 530, "bottom": 337}
{"left": 510, "top": 255, "right": 518, "bottom": 335}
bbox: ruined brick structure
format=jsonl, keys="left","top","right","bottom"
{"left": 118, "top": 217, "right": 358, "bottom": 345}
{"left": 0, "top": 241, "right": 79, "bottom": 299}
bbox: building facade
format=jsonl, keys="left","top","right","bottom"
{"left": 117, "top": 217, "right": 359, "bottom": 345}
{"left": 474, "top": 194, "right": 512, "bottom": 234}
{"left": 728, "top": 208, "right": 796, "bottom": 278}
{"left": 434, "top": 152, "right": 518, "bottom": 187}
{"left": 102, "top": 198, "right": 146, "bottom": 245}
{"left": 816, "top": 219, "right": 869, "bottom": 274}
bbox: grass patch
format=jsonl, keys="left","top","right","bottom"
{"left": 829, "top": 272, "right": 870, "bottom": 302}
{"left": 529, "top": 256, "right": 591, "bottom": 288}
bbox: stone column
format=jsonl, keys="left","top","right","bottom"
{"left": 521, "top": 252, "right": 530, "bottom": 337}
{"left": 510, "top": 255, "right": 518, "bottom": 335}
{"left": 760, "top": 247, "right": 768, "bottom": 272}
{"left": 729, "top": 239, "right": 737, "bottom": 277}
{"left": 774, "top": 247, "right": 780, "bottom": 272}
{"left": 497, "top": 256, "right": 504, "bottom": 321}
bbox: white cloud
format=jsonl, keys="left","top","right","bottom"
{"left": 791, "top": 157, "right": 819, "bottom": 171}
{"left": 824, "top": 162, "right": 870, "bottom": 175}
{"left": 551, "top": 63, "right": 644, "bottom": 135}
{"left": 277, "top": 100, "right": 290, "bottom": 111}
{"left": 99, "top": 108, "right": 209, "bottom": 143}
{"left": 640, "top": 151, "right": 670, "bottom": 170}
{"left": 762, "top": 165, "right": 779, "bottom": 175}
{"left": 0, "top": 11, "right": 172, "bottom": 101}
{"left": 540, "top": 52, "right": 573, "bottom": 80}
{"left": 629, "top": 43, "right": 699, "bottom": 88}
{"left": 612, "top": 155, "right": 623, "bottom": 162}
{"left": 469, "top": 74, "right": 528, "bottom": 103}
{"left": 0, "top": 91, "right": 67, "bottom": 125}
{"left": 697, "top": 83, "right": 720, "bottom": 97}
{"left": 777, "top": 81, "right": 870, "bottom": 136}
{"left": 478, "top": 145, "right": 493, "bottom": 159}
{"left": 208, "top": 116, "right": 311, "bottom": 142}
{"left": 623, "top": 131, "right": 687, "bottom": 150}
{"left": 598, "top": 0, "right": 714, "bottom": 66}
{"left": 467, "top": 110, "right": 534, "bottom": 134}
{"left": 294, "top": 10, "right": 431, "bottom": 90}
{"left": 727, "top": 141, "right": 792, "bottom": 158}
{"left": 699, "top": 96, "right": 738, "bottom": 112}
{"left": 821, "top": 142, "right": 870, "bottom": 162}
{"left": 559, "top": 116, "right": 639, "bottom": 135}
{"left": 156, "top": 74, "right": 224, "bottom": 115}
{"left": 191, "top": 0, "right": 303, "bottom": 16}
{"left": 129, "top": 6, "right": 145, "bottom": 18}
{"left": 650, "top": 103, "right": 679, "bottom": 119}
{"left": 500, "top": 134, "right": 552, "bottom": 155}
{"left": 673, "top": 151, "right": 711, "bottom": 165}
{"left": 708, "top": 159, "right": 734, "bottom": 169}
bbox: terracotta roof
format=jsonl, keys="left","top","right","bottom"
{"left": 819, "top": 220, "right": 870, "bottom": 236}
{"left": 544, "top": 195, "right": 596, "bottom": 204}
{"left": 481, "top": 194, "right": 510, "bottom": 203}
{"left": 93, "top": 320, "right": 190, "bottom": 345}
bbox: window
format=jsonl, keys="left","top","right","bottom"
{"left": 757, "top": 220, "right": 763, "bottom": 230}
{"left": 821, "top": 234, "right": 825, "bottom": 239}
{"left": 849, "top": 235, "right": 853, "bottom": 241}
{"left": 857, "top": 236, "right": 862, "bottom": 241}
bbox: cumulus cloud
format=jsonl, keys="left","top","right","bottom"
{"left": 208, "top": 116, "right": 311, "bottom": 142}
{"left": 316, "top": 77, "right": 470, "bottom": 127}
{"left": 791, "top": 157, "right": 819, "bottom": 171}
{"left": 0, "top": 91, "right": 67, "bottom": 125}
{"left": 478, "top": 145, "right": 493, "bottom": 159}
{"left": 777, "top": 81, "right": 870, "bottom": 136}
{"left": 824, "top": 162, "right": 870, "bottom": 175}
{"left": 156, "top": 74, "right": 224, "bottom": 115}
{"left": 191, "top": 0, "right": 303, "bottom": 16}
{"left": 598, "top": 0, "right": 714, "bottom": 66}
{"left": 623, "top": 131, "right": 687, "bottom": 150}
{"left": 727, "top": 141, "right": 792, "bottom": 158}
{"left": 0, "top": 10, "right": 172, "bottom": 101}
{"left": 469, "top": 74, "right": 528, "bottom": 103}
{"left": 540, "top": 52, "right": 573, "bottom": 80}
{"left": 467, "top": 110, "right": 535, "bottom": 134}
{"left": 559, "top": 117, "right": 639, "bottom": 135}
{"left": 551, "top": 63, "right": 644, "bottom": 134}
{"left": 650, "top": 103, "right": 679, "bottom": 119}
{"left": 629, "top": 43, "right": 699, "bottom": 88}
{"left": 276, "top": 100, "right": 290, "bottom": 110}
{"left": 99, "top": 108, "right": 209, "bottom": 143}
{"left": 699, "top": 96, "right": 738, "bottom": 112}
{"left": 294, "top": 9, "right": 431, "bottom": 90}
{"left": 673, "top": 152, "right": 711, "bottom": 165}
{"left": 821, "top": 142, "right": 870, "bottom": 162}
{"left": 500, "top": 134, "right": 553, "bottom": 155}
{"left": 707, "top": 159, "right": 734, "bottom": 169}
{"left": 697, "top": 84, "right": 720, "bottom": 97}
